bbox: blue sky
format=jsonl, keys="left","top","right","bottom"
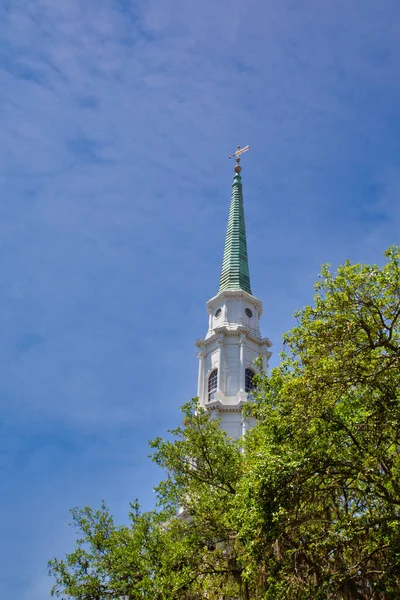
{"left": 1, "top": 0, "right": 399, "bottom": 596}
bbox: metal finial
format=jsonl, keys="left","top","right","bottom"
{"left": 228, "top": 144, "right": 250, "bottom": 173}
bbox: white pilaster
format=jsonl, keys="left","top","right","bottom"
{"left": 261, "top": 345, "right": 272, "bottom": 372}
{"left": 239, "top": 333, "right": 246, "bottom": 392}
{"left": 197, "top": 351, "right": 206, "bottom": 399}
{"left": 216, "top": 335, "right": 225, "bottom": 394}
{"left": 211, "top": 406, "right": 220, "bottom": 421}
{"left": 207, "top": 308, "right": 212, "bottom": 332}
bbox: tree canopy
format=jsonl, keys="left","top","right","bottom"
{"left": 49, "top": 247, "right": 400, "bottom": 599}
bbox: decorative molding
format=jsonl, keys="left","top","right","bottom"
{"left": 236, "top": 390, "right": 248, "bottom": 403}
{"left": 206, "top": 289, "right": 263, "bottom": 317}
{"left": 216, "top": 333, "right": 225, "bottom": 346}
{"left": 212, "top": 391, "right": 225, "bottom": 403}
{"left": 204, "top": 398, "right": 247, "bottom": 413}
{"left": 196, "top": 327, "right": 272, "bottom": 349}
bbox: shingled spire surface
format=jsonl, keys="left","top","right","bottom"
{"left": 219, "top": 171, "right": 252, "bottom": 295}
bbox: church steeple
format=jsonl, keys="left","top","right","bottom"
{"left": 195, "top": 145, "right": 272, "bottom": 440}
{"left": 219, "top": 169, "right": 252, "bottom": 294}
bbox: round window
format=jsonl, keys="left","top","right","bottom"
{"left": 215, "top": 308, "right": 222, "bottom": 318}
{"left": 245, "top": 308, "right": 253, "bottom": 318}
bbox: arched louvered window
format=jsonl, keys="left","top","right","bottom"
{"left": 208, "top": 369, "right": 218, "bottom": 401}
{"left": 245, "top": 368, "right": 256, "bottom": 393}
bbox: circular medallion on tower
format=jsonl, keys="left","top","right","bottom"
{"left": 215, "top": 308, "right": 222, "bottom": 318}
{"left": 245, "top": 308, "right": 253, "bottom": 318}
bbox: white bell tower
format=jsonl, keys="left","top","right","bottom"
{"left": 195, "top": 147, "right": 272, "bottom": 439}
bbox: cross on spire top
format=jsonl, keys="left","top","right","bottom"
{"left": 228, "top": 144, "right": 250, "bottom": 173}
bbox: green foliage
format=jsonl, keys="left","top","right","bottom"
{"left": 240, "top": 246, "right": 400, "bottom": 598}
{"left": 49, "top": 402, "right": 248, "bottom": 599}
{"left": 48, "top": 501, "right": 168, "bottom": 599}
{"left": 49, "top": 247, "right": 400, "bottom": 599}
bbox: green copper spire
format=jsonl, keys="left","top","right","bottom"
{"left": 219, "top": 147, "right": 252, "bottom": 295}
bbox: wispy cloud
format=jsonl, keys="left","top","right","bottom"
{"left": 1, "top": 0, "right": 400, "bottom": 597}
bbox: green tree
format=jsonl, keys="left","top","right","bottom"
{"left": 238, "top": 246, "right": 400, "bottom": 598}
{"left": 49, "top": 247, "right": 400, "bottom": 599}
{"left": 49, "top": 402, "right": 251, "bottom": 599}
{"left": 48, "top": 501, "right": 170, "bottom": 599}
{"left": 149, "top": 400, "right": 252, "bottom": 599}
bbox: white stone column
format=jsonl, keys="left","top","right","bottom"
{"left": 239, "top": 297, "right": 244, "bottom": 325}
{"left": 208, "top": 308, "right": 212, "bottom": 332}
{"left": 239, "top": 333, "right": 246, "bottom": 392}
{"left": 197, "top": 350, "right": 206, "bottom": 402}
{"left": 261, "top": 347, "right": 269, "bottom": 372}
{"left": 211, "top": 407, "right": 220, "bottom": 421}
{"left": 217, "top": 335, "right": 225, "bottom": 394}
{"left": 222, "top": 302, "right": 227, "bottom": 324}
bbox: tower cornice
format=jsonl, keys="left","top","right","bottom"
{"left": 196, "top": 326, "right": 272, "bottom": 350}
{"left": 204, "top": 399, "right": 247, "bottom": 413}
{"left": 206, "top": 289, "right": 263, "bottom": 316}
